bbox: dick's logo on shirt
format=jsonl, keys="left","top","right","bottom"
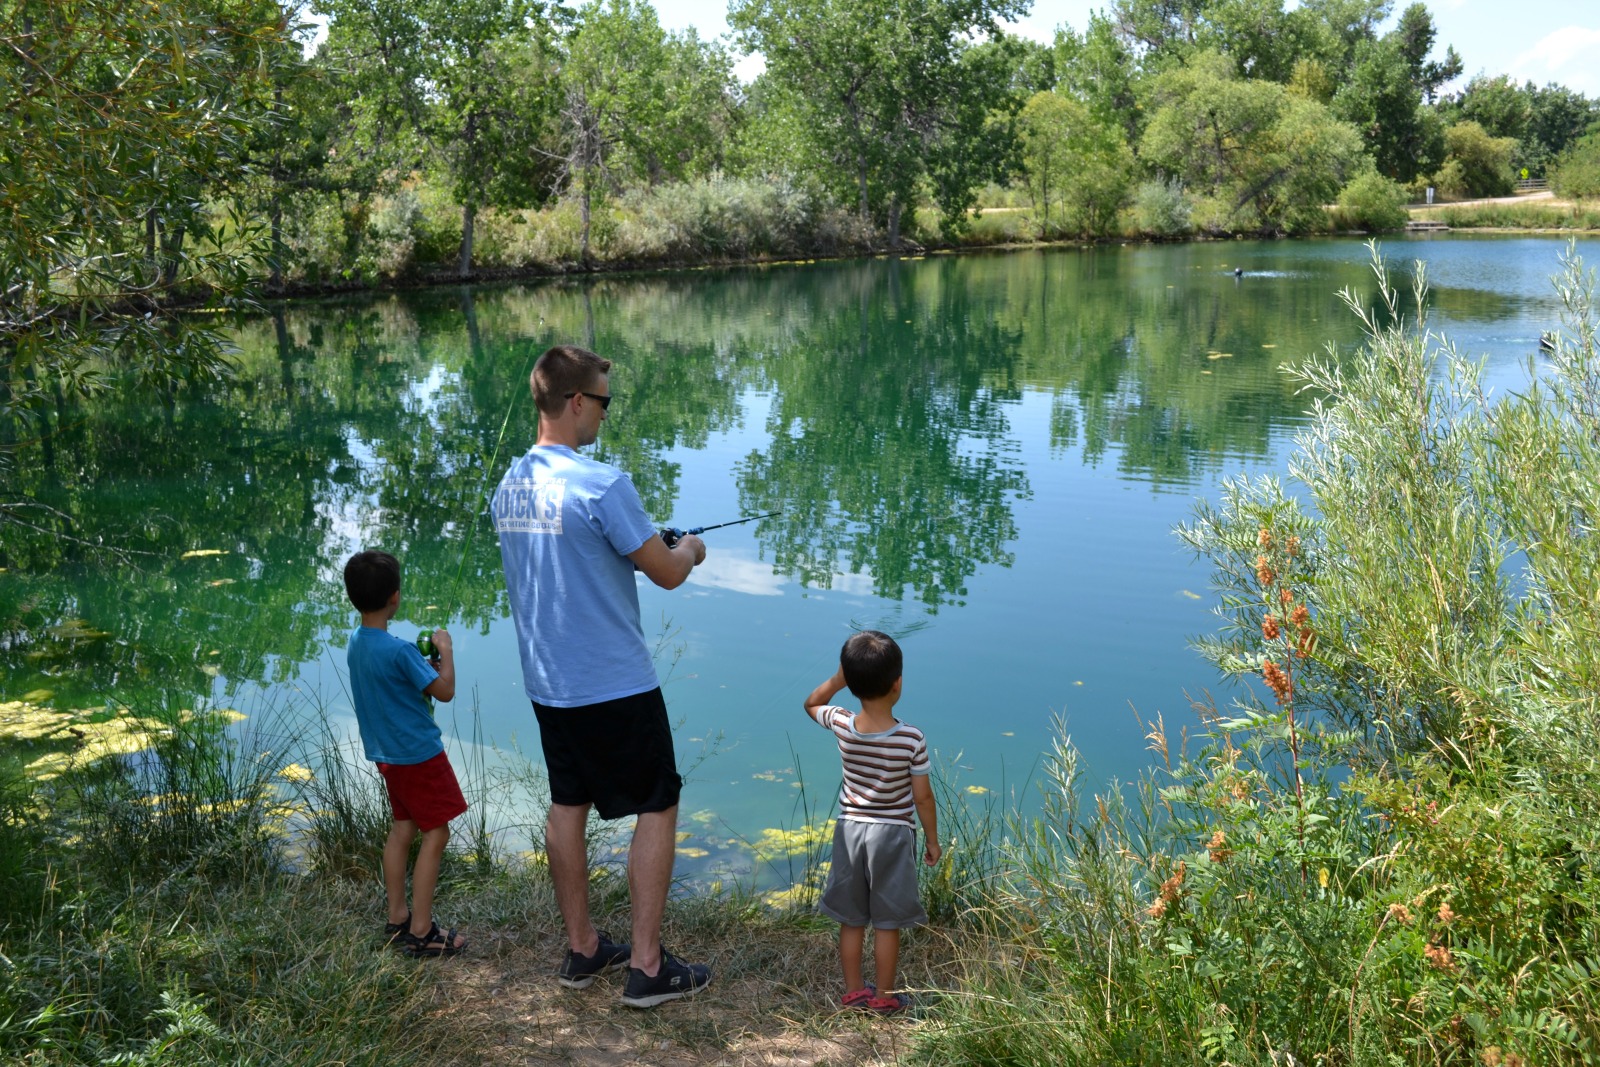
{"left": 494, "top": 478, "right": 565, "bottom": 535}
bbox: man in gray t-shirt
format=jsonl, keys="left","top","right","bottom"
{"left": 492, "top": 344, "right": 712, "bottom": 1008}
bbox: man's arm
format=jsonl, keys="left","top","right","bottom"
{"left": 422, "top": 629, "right": 455, "bottom": 702}
{"left": 802, "top": 667, "right": 848, "bottom": 724}
{"left": 628, "top": 532, "right": 705, "bottom": 590}
{"left": 911, "top": 774, "right": 941, "bottom": 866}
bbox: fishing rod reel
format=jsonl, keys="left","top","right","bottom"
{"left": 660, "top": 510, "right": 782, "bottom": 549}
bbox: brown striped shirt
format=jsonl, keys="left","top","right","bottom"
{"left": 815, "top": 706, "right": 930, "bottom": 826}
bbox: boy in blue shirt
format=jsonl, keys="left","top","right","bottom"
{"left": 343, "top": 550, "right": 467, "bottom": 958}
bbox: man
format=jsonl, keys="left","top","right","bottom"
{"left": 492, "top": 344, "right": 711, "bottom": 1008}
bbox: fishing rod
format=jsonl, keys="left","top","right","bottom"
{"left": 418, "top": 345, "right": 540, "bottom": 660}
{"left": 660, "top": 511, "right": 782, "bottom": 548}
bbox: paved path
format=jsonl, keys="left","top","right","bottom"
{"left": 1412, "top": 190, "right": 1569, "bottom": 210}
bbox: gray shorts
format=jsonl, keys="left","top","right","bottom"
{"left": 818, "top": 819, "right": 928, "bottom": 930}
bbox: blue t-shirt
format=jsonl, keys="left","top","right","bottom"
{"left": 492, "top": 444, "right": 660, "bottom": 707}
{"left": 347, "top": 625, "right": 442, "bottom": 765}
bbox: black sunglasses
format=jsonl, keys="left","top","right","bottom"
{"left": 565, "top": 391, "right": 612, "bottom": 411}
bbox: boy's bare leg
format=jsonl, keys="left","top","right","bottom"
{"left": 547, "top": 802, "right": 599, "bottom": 955}
{"left": 626, "top": 806, "right": 677, "bottom": 975}
{"left": 838, "top": 925, "right": 868, "bottom": 992}
{"left": 409, "top": 824, "right": 463, "bottom": 948}
{"left": 383, "top": 820, "right": 419, "bottom": 926}
{"left": 872, "top": 927, "right": 901, "bottom": 994}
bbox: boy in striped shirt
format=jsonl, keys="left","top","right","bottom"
{"left": 803, "top": 630, "right": 941, "bottom": 1015}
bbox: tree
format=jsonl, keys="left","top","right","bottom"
{"left": 1453, "top": 73, "right": 1531, "bottom": 144}
{"left": 731, "top": 0, "right": 1029, "bottom": 247}
{"left": 1018, "top": 91, "right": 1133, "bottom": 237}
{"left": 1333, "top": 169, "right": 1411, "bottom": 231}
{"left": 1055, "top": 14, "right": 1141, "bottom": 146}
{"left": 1142, "top": 51, "right": 1364, "bottom": 233}
{"left": 240, "top": 6, "right": 341, "bottom": 290}
{"left": 1391, "top": 1, "right": 1460, "bottom": 103}
{"left": 556, "top": 0, "right": 681, "bottom": 262}
{"left": 422, "top": 0, "right": 554, "bottom": 278}
{"left": 1523, "top": 83, "right": 1600, "bottom": 178}
{"left": 1, "top": 0, "right": 284, "bottom": 459}
{"left": 1332, "top": 35, "right": 1443, "bottom": 184}
{"left": 316, "top": 0, "right": 554, "bottom": 278}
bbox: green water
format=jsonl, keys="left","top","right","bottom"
{"left": 2, "top": 236, "right": 1586, "bottom": 879}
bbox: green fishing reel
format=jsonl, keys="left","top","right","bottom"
{"left": 416, "top": 629, "right": 436, "bottom": 660}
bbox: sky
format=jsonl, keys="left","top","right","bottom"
{"left": 652, "top": 0, "right": 1600, "bottom": 99}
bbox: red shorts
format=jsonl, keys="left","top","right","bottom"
{"left": 377, "top": 751, "right": 468, "bottom": 831}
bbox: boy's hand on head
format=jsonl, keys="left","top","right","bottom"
{"left": 803, "top": 666, "right": 849, "bottom": 720}
{"left": 924, "top": 839, "right": 942, "bottom": 866}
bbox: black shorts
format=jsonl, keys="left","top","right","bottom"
{"left": 532, "top": 688, "right": 682, "bottom": 820}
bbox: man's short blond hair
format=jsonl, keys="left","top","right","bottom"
{"left": 531, "top": 345, "right": 612, "bottom": 416}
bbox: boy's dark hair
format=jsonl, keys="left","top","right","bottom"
{"left": 840, "top": 630, "right": 902, "bottom": 700}
{"left": 531, "top": 344, "right": 612, "bottom": 416}
{"left": 344, "top": 550, "right": 401, "bottom": 613}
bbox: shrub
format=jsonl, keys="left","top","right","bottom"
{"left": 409, "top": 184, "right": 464, "bottom": 268}
{"left": 1436, "top": 120, "right": 1517, "bottom": 198}
{"left": 1552, "top": 130, "right": 1600, "bottom": 200}
{"left": 365, "top": 191, "right": 422, "bottom": 279}
{"left": 1330, "top": 170, "right": 1411, "bottom": 231}
{"left": 1131, "top": 177, "right": 1193, "bottom": 237}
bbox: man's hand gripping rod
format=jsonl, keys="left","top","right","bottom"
{"left": 660, "top": 511, "right": 782, "bottom": 548}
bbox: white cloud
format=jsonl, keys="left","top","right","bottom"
{"left": 1507, "top": 26, "right": 1600, "bottom": 94}
{"left": 686, "top": 552, "right": 786, "bottom": 596}
{"left": 678, "top": 550, "right": 880, "bottom": 598}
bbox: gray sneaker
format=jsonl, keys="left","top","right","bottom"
{"left": 620, "top": 949, "right": 711, "bottom": 1008}
{"left": 557, "top": 930, "right": 631, "bottom": 989}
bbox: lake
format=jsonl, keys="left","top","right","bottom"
{"left": 2, "top": 234, "right": 1588, "bottom": 883}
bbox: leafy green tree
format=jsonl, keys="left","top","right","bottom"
{"left": 1390, "top": 1, "right": 1459, "bottom": 103}
{"left": 241, "top": 9, "right": 341, "bottom": 290}
{"left": 1108, "top": 0, "right": 1384, "bottom": 83}
{"left": 645, "top": 30, "right": 740, "bottom": 183}
{"left": 1332, "top": 35, "right": 1443, "bottom": 183}
{"left": 1018, "top": 92, "right": 1133, "bottom": 238}
{"left": 1286, "top": 56, "right": 1335, "bottom": 103}
{"left": 1054, "top": 14, "right": 1140, "bottom": 146}
{"left": 1142, "top": 51, "right": 1364, "bottom": 233}
{"left": 316, "top": 0, "right": 554, "bottom": 278}
{"left": 1292, "top": 0, "right": 1388, "bottom": 72}
{"left": 1, "top": 0, "right": 283, "bottom": 457}
{"left": 1517, "top": 82, "right": 1597, "bottom": 177}
{"left": 731, "top": 0, "right": 1028, "bottom": 246}
{"left": 1452, "top": 73, "right": 1532, "bottom": 144}
{"left": 422, "top": 2, "right": 555, "bottom": 278}
{"left": 553, "top": 0, "right": 734, "bottom": 261}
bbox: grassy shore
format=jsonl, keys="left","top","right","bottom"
{"left": 0, "top": 696, "right": 998, "bottom": 1066}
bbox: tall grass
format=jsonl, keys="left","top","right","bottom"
{"left": 0, "top": 693, "right": 532, "bottom": 1066}
{"left": 1425, "top": 200, "right": 1600, "bottom": 230}
{"left": 915, "top": 245, "right": 1600, "bottom": 1065}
